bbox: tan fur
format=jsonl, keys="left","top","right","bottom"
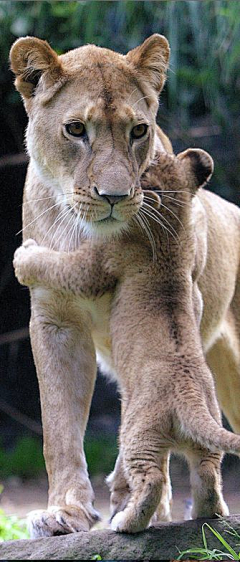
{"left": 11, "top": 36, "right": 240, "bottom": 536}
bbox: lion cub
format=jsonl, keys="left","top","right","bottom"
{"left": 14, "top": 149, "right": 240, "bottom": 533}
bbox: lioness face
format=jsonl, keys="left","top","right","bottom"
{"left": 10, "top": 35, "right": 170, "bottom": 237}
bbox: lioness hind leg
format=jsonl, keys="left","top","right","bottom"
{"left": 28, "top": 288, "right": 99, "bottom": 538}
{"left": 206, "top": 308, "right": 240, "bottom": 433}
{"left": 187, "top": 449, "right": 229, "bottom": 519}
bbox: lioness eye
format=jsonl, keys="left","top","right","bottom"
{"left": 65, "top": 122, "right": 85, "bottom": 137}
{"left": 131, "top": 124, "right": 148, "bottom": 140}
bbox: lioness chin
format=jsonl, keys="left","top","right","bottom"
{"left": 11, "top": 35, "right": 240, "bottom": 536}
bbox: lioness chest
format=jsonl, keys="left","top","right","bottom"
{"left": 77, "top": 291, "right": 116, "bottom": 378}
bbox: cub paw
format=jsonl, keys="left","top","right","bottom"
{"left": 150, "top": 495, "right": 172, "bottom": 525}
{"left": 111, "top": 508, "right": 144, "bottom": 534}
{"left": 106, "top": 467, "right": 130, "bottom": 521}
{"left": 111, "top": 510, "right": 128, "bottom": 532}
{"left": 27, "top": 504, "right": 100, "bottom": 538}
{"left": 13, "top": 238, "right": 44, "bottom": 285}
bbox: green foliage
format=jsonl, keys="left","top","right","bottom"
{"left": 1, "top": 0, "right": 240, "bottom": 200}
{"left": 1, "top": 0, "right": 240, "bottom": 128}
{"left": 85, "top": 435, "right": 118, "bottom": 476}
{"left": 0, "top": 486, "right": 29, "bottom": 541}
{"left": 0, "top": 509, "right": 29, "bottom": 541}
{"left": 0, "top": 434, "right": 117, "bottom": 479}
{"left": 0, "top": 437, "right": 45, "bottom": 479}
{"left": 177, "top": 522, "right": 240, "bottom": 560}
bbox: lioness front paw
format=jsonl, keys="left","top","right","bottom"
{"left": 27, "top": 504, "right": 100, "bottom": 538}
{"left": 13, "top": 238, "right": 45, "bottom": 286}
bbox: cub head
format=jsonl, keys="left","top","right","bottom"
{"left": 10, "top": 35, "right": 170, "bottom": 238}
{"left": 142, "top": 148, "right": 214, "bottom": 197}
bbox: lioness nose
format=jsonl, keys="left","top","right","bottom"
{"left": 93, "top": 186, "right": 131, "bottom": 205}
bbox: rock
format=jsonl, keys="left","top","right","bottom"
{"left": 1, "top": 516, "right": 240, "bottom": 560}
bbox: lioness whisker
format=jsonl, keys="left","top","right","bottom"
{"left": 48, "top": 206, "right": 75, "bottom": 247}
{"left": 142, "top": 202, "right": 180, "bottom": 242}
{"left": 74, "top": 208, "right": 81, "bottom": 251}
{"left": 53, "top": 210, "right": 76, "bottom": 251}
{"left": 141, "top": 206, "right": 179, "bottom": 244}
{"left": 50, "top": 204, "right": 77, "bottom": 250}
{"left": 141, "top": 207, "right": 173, "bottom": 243}
{"left": 133, "top": 214, "right": 156, "bottom": 262}
{"left": 143, "top": 195, "right": 161, "bottom": 204}
{"left": 74, "top": 206, "right": 83, "bottom": 251}
{"left": 131, "top": 94, "right": 152, "bottom": 108}
{"left": 67, "top": 211, "right": 79, "bottom": 253}
{"left": 158, "top": 201, "right": 186, "bottom": 232}
{"left": 41, "top": 205, "right": 73, "bottom": 246}
{"left": 136, "top": 212, "right": 157, "bottom": 262}
{"left": 17, "top": 201, "right": 68, "bottom": 235}
{"left": 163, "top": 194, "right": 192, "bottom": 208}
{"left": 22, "top": 193, "right": 74, "bottom": 204}
{"left": 161, "top": 195, "right": 189, "bottom": 208}
{"left": 154, "top": 189, "right": 190, "bottom": 196}
{"left": 143, "top": 193, "right": 188, "bottom": 209}
{"left": 127, "top": 88, "right": 138, "bottom": 103}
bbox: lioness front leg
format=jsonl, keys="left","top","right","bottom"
{"left": 28, "top": 287, "right": 99, "bottom": 538}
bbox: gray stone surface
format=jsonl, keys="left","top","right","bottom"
{"left": 1, "top": 516, "right": 240, "bottom": 560}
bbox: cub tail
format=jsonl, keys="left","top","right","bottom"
{"left": 177, "top": 401, "right": 240, "bottom": 455}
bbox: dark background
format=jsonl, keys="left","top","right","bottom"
{"left": 0, "top": 0, "right": 239, "bottom": 466}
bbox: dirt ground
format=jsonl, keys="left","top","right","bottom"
{"left": 1, "top": 456, "right": 240, "bottom": 528}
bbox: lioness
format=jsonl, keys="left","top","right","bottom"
{"left": 10, "top": 35, "right": 240, "bottom": 536}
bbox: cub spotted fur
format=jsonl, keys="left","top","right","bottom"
{"left": 11, "top": 35, "right": 240, "bottom": 536}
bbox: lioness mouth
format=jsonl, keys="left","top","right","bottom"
{"left": 98, "top": 216, "right": 117, "bottom": 224}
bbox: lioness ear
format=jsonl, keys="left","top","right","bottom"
{"left": 178, "top": 148, "right": 214, "bottom": 192}
{"left": 10, "top": 36, "right": 63, "bottom": 99}
{"left": 126, "top": 34, "right": 170, "bottom": 94}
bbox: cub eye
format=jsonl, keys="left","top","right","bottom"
{"left": 65, "top": 122, "right": 86, "bottom": 137}
{"left": 131, "top": 124, "right": 148, "bottom": 140}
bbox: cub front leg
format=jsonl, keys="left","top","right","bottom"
{"left": 28, "top": 287, "right": 99, "bottom": 538}
{"left": 13, "top": 239, "right": 116, "bottom": 295}
{"left": 13, "top": 239, "right": 48, "bottom": 286}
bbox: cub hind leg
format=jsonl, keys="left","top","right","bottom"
{"left": 111, "top": 421, "right": 169, "bottom": 533}
{"left": 150, "top": 452, "right": 172, "bottom": 523}
{"left": 186, "top": 448, "right": 229, "bottom": 518}
{"left": 107, "top": 453, "right": 131, "bottom": 520}
{"left": 108, "top": 451, "right": 172, "bottom": 524}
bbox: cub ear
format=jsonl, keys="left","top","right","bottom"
{"left": 177, "top": 148, "right": 214, "bottom": 192}
{"left": 10, "top": 36, "right": 63, "bottom": 99}
{"left": 126, "top": 34, "right": 170, "bottom": 94}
